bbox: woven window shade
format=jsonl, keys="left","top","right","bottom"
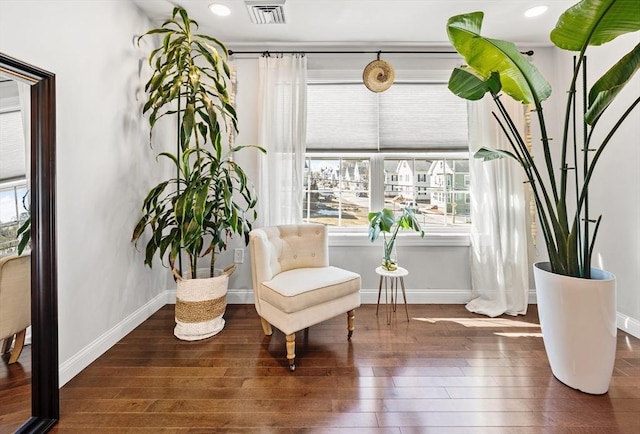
{"left": 0, "top": 110, "right": 26, "bottom": 182}
{"left": 306, "top": 83, "right": 378, "bottom": 150}
{"left": 306, "top": 82, "right": 468, "bottom": 151}
{"left": 379, "top": 83, "right": 468, "bottom": 150}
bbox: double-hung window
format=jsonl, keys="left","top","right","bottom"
{"left": 303, "top": 78, "right": 471, "bottom": 231}
{"left": 0, "top": 84, "right": 28, "bottom": 254}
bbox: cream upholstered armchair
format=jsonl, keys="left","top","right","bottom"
{"left": 249, "top": 224, "right": 361, "bottom": 371}
{"left": 0, "top": 253, "right": 30, "bottom": 364}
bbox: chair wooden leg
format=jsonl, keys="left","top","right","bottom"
{"left": 286, "top": 333, "right": 296, "bottom": 371}
{"left": 8, "top": 329, "right": 26, "bottom": 364}
{"left": 347, "top": 309, "right": 355, "bottom": 340}
{"left": 260, "top": 317, "right": 273, "bottom": 336}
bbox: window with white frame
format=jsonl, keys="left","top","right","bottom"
{"left": 303, "top": 81, "right": 471, "bottom": 229}
{"left": 0, "top": 182, "right": 28, "bottom": 254}
{"left": 0, "top": 82, "right": 28, "bottom": 254}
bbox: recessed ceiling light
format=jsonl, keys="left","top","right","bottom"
{"left": 524, "top": 5, "right": 549, "bottom": 18}
{"left": 209, "top": 3, "right": 231, "bottom": 17}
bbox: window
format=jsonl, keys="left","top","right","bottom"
{"left": 303, "top": 157, "right": 370, "bottom": 227}
{"left": 303, "top": 81, "right": 471, "bottom": 229}
{"left": 0, "top": 84, "right": 28, "bottom": 254}
{"left": 0, "top": 182, "right": 28, "bottom": 254}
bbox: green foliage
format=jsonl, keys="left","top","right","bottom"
{"left": 17, "top": 190, "right": 30, "bottom": 255}
{"left": 132, "top": 6, "right": 265, "bottom": 278}
{"left": 368, "top": 208, "right": 424, "bottom": 268}
{"left": 447, "top": 0, "right": 640, "bottom": 278}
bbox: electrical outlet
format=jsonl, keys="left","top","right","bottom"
{"left": 233, "top": 248, "right": 244, "bottom": 264}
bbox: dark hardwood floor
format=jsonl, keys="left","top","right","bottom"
{"left": 0, "top": 342, "right": 31, "bottom": 433}
{"left": 3, "top": 304, "right": 640, "bottom": 433}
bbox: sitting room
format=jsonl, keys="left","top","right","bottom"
{"left": 1, "top": 0, "right": 639, "bottom": 432}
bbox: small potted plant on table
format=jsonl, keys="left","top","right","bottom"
{"left": 368, "top": 208, "right": 424, "bottom": 271}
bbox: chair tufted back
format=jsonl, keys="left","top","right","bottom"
{"left": 249, "top": 223, "right": 329, "bottom": 289}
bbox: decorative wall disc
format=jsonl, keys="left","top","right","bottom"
{"left": 363, "top": 58, "right": 395, "bottom": 93}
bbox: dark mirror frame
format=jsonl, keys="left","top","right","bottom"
{"left": 0, "top": 53, "right": 59, "bottom": 433}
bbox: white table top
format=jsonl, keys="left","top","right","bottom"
{"left": 375, "top": 266, "right": 409, "bottom": 277}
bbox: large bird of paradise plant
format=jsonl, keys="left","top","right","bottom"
{"left": 447, "top": 0, "right": 640, "bottom": 278}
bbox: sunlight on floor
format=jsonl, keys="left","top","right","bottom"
{"left": 494, "top": 332, "right": 543, "bottom": 338}
{"left": 413, "top": 317, "right": 541, "bottom": 328}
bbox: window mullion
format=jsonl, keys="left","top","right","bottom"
{"left": 370, "top": 154, "right": 384, "bottom": 211}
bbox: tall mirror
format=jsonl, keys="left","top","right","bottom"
{"left": 0, "top": 53, "right": 58, "bottom": 433}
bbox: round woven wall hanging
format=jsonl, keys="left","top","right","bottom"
{"left": 363, "top": 56, "right": 395, "bottom": 93}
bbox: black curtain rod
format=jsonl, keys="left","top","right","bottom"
{"left": 228, "top": 49, "right": 535, "bottom": 56}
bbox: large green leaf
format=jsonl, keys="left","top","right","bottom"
{"left": 550, "top": 0, "right": 640, "bottom": 51}
{"left": 367, "top": 208, "right": 395, "bottom": 241}
{"left": 447, "top": 12, "right": 551, "bottom": 105}
{"left": 448, "top": 67, "right": 502, "bottom": 100}
{"left": 16, "top": 217, "right": 31, "bottom": 254}
{"left": 586, "top": 42, "right": 640, "bottom": 124}
{"left": 474, "top": 147, "right": 524, "bottom": 165}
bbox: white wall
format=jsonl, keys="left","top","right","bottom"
{"left": 0, "top": 0, "right": 174, "bottom": 384}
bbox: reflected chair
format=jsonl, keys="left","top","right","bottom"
{"left": 249, "top": 224, "right": 361, "bottom": 371}
{"left": 0, "top": 253, "right": 30, "bottom": 364}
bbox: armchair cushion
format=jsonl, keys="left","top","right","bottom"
{"left": 261, "top": 266, "right": 360, "bottom": 313}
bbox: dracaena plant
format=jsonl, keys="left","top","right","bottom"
{"left": 447, "top": 0, "right": 640, "bottom": 278}
{"left": 132, "top": 6, "right": 264, "bottom": 278}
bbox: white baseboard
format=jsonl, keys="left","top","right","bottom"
{"left": 165, "top": 288, "right": 474, "bottom": 305}
{"left": 617, "top": 312, "right": 640, "bottom": 340}
{"left": 58, "top": 290, "right": 168, "bottom": 387}
{"left": 59, "top": 287, "right": 640, "bottom": 387}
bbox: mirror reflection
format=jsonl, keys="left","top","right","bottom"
{"left": 0, "top": 73, "right": 32, "bottom": 429}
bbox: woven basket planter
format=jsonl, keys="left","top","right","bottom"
{"left": 174, "top": 266, "right": 234, "bottom": 341}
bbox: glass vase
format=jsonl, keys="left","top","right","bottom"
{"left": 381, "top": 242, "right": 398, "bottom": 271}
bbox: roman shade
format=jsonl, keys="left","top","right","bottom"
{"left": 306, "top": 82, "right": 468, "bottom": 151}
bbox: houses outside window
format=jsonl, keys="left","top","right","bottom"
{"left": 303, "top": 80, "right": 471, "bottom": 229}
{"left": 0, "top": 182, "right": 28, "bottom": 254}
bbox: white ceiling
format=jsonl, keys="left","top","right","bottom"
{"left": 130, "top": 0, "right": 578, "bottom": 49}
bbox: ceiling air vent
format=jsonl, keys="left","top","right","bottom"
{"left": 245, "top": 0, "right": 286, "bottom": 24}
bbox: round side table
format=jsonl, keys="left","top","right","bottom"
{"left": 375, "top": 266, "right": 409, "bottom": 324}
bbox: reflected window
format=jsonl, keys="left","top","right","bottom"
{"left": 0, "top": 80, "right": 28, "bottom": 253}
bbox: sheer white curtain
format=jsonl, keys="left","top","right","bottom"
{"left": 466, "top": 95, "right": 529, "bottom": 317}
{"left": 257, "top": 54, "right": 307, "bottom": 226}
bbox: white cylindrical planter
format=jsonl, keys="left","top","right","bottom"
{"left": 174, "top": 270, "right": 228, "bottom": 341}
{"left": 533, "top": 262, "right": 616, "bottom": 394}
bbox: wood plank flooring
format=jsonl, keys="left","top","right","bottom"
{"left": 3, "top": 304, "right": 640, "bottom": 433}
{"left": 0, "top": 345, "right": 31, "bottom": 433}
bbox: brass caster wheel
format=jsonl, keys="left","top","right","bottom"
{"left": 347, "top": 330, "right": 353, "bottom": 340}
{"left": 289, "top": 362, "right": 296, "bottom": 372}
